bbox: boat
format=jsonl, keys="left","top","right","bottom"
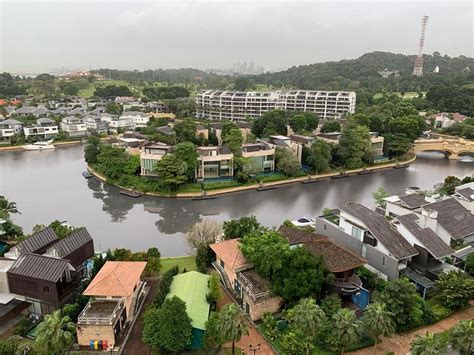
{"left": 331, "top": 173, "right": 349, "bottom": 179}
{"left": 119, "top": 190, "right": 142, "bottom": 198}
{"left": 193, "top": 196, "right": 218, "bottom": 201}
{"left": 256, "top": 186, "right": 276, "bottom": 191}
{"left": 22, "top": 140, "right": 55, "bottom": 151}
{"left": 82, "top": 171, "right": 93, "bottom": 179}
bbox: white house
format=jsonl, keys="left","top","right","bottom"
{"left": 60, "top": 116, "right": 87, "bottom": 137}
{"left": 84, "top": 115, "right": 108, "bottom": 134}
{"left": 0, "top": 119, "right": 24, "bottom": 141}
{"left": 23, "top": 118, "right": 59, "bottom": 140}
{"left": 120, "top": 111, "right": 149, "bottom": 128}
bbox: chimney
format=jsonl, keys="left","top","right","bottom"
{"left": 419, "top": 208, "right": 438, "bottom": 231}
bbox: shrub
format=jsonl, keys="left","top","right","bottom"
{"left": 206, "top": 272, "right": 221, "bottom": 306}
{"left": 434, "top": 270, "right": 474, "bottom": 310}
{"left": 320, "top": 294, "right": 342, "bottom": 318}
{"left": 261, "top": 313, "right": 279, "bottom": 340}
{"left": 154, "top": 266, "right": 179, "bottom": 307}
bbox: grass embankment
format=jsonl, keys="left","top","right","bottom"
{"left": 161, "top": 256, "right": 196, "bottom": 273}
{"left": 373, "top": 91, "right": 426, "bottom": 100}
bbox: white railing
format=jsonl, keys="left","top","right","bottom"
{"left": 237, "top": 272, "right": 271, "bottom": 301}
{"left": 77, "top": 299, "right": 124, "bottom": 325}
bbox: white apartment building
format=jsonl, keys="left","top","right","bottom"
{"left": 60, "top": 116, "right": 87, "bottom": 137}
{"left": 196, "top": 90, "right": 356, "bottom": 121}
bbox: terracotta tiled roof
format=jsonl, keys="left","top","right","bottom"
{"left": 209, "top": 239, "right": 251, "bottom": 271}
{"left": 83, "top": 261, "right": 146, "bottom": 297}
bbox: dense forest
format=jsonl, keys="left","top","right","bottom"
{"left": 255, "top": 51, "right": 474, "bottom": 92}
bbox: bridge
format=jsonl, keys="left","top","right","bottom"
{"left": 412, "top": 138, "right": 474, "bottom": 160}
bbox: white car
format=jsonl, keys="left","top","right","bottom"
{"left": 291, "top": 217, "right": 316, "bottom": 228}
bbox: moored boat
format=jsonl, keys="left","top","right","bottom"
{"left": 82, "top": 171, "right": 93, "bottom": 179}
{"left": 22, "top": 140, "right": 55, "bottom": 151}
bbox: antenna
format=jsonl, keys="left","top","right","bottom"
{"left": 412, "top": 16, "right": 429, "bottom": 77}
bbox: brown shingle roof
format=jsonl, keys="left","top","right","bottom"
{"left": 83, "top": 261, "right": 146, "bottom": 297}
{"left": 209, "top": 239, "right": 251, "bottom": 271}
{"left": 278, "top": 225, "right": 367, "bottom": 273}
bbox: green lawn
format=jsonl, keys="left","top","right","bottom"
{"left": 373, "top": 91, "right": 425, "bottom": 100}
{"left": 161, "top": 256, "right": 196, "bottom": 273}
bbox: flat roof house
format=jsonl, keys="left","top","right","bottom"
{"left": 166, "top": 271, "right": 210, "bottom": 350}
{"left": 78, "top": 261, "right": 147, "bottom": 348}
{"left": 241, "top": 143, "right": 275, "bottom": 174}
{"left": 196, "top": 146, "right": 234, "bottom": 180}
{"left": 23, "top": 118, "right": 59, "bottom": 140}
{"left": 0, "top": 119, "right": 23, "bottom": 142}
{"left": 209, "top": 239, "right": 282, "bottom": 321}
{"left": 140, "top": 142, "right": 173, "bottom": 176}
{"left": 60, "top": 116, "right": 87, "bottom": 137}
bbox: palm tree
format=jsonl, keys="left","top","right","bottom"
{"left": 0, "top": 196, "right": 20, "bottom": 220}
{"left": 292, "top": 298, "right": 327, "bottom": 355}
{"left": 34, "top": 310, "right": 76, "bottom": 355}
{"left": 363, "top": 302, "right": 396, "bottom": 354}
{"left": 331, "top": 308, "right": 362, "bottom": 355}
{"left": 219, "top": 303, "right": 249, "bottom": 355}
{"left": 410, "top": 332, "right": 448, "bottom": 355}
{"left": 449, "top": 320, "right": 474, "bottom": 355}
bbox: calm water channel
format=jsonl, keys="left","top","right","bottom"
{"left": 0, "top": 145, "right": 472, "bottom": 256}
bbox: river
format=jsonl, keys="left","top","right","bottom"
{"left": 0, "top": 145, "right": 472, "bottom": 256}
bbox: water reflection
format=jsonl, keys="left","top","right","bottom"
{"left": 1, "top": 145, "right": 472, "bottom": 255}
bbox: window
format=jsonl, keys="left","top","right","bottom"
{"left": 351, "top": 226, "right": 363, "bottom": 240}
{"left": 382, "top": 256, "right": 386, "bottom": 266}
{"left": 220, "top": 260, "right": 225, "bottom": 269}
{"left": 324, "top": 224, "right": 327, "bottom": 230}
{"left": 361, "top": 244, "right": 367, "bottom": 258}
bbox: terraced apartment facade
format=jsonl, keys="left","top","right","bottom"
{"left": 195, "top": 90, "right": 356, "bottom": 120}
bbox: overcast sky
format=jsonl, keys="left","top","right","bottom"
{"left": 1, "top": 0, "right": 472, "bottom": 74}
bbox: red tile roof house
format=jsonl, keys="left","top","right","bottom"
{"left": 76, "top": 261, "right": 147, "bottom": 349}
{"left": 428, "top": 112, "right": 468, "bottom": 129}
{"left": 209, "top": 239, "right": 283, "bottom": 321}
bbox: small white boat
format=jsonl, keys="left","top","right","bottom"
{"left": 22, "top": 140, "right": 55, "bottom": 151}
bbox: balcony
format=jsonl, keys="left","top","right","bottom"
{"left": 331, "top": 274, "right": 362, "bottom": 295}
{"left": 237, "top": 270, "right": 272, "bottom": 301}
{"left": 77, "top": 299, "right": 125, "bottom": 325}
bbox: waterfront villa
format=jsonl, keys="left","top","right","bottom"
{"left": 140, "top": 142, "right": 173, "bottom": 176}
{"left": 209, "top": 239, "right": 283, "bottom": 321}
{"left": 316, "top": 131, "right": 385, "bottom": 159}
{"left": 23, "top": 118, "right": 59, "bottom": 140}
{"left": 120, "top": 111, "right": 149, "bottom": 128}
{"left": 316, "top": 203, "right": 418, "bottom": 280}
{"left": 166, "top": 271, "right": 210, "bottom": 350}
{"left": 278, "top": 225, "right": 367, "bottom": 296}
{"left": 77, "top": 261, "right": 147, "bottom": 348}
{"left": 241, "top": 142, "right": 275, "bottom": 174}
{"left": 60, "top": 116, "right": 87, "bottom": 137}
{"left": 84, "top": 115, "right": 109, "bottom": 134}
{"left": 196, "top": 146, "right": 234, "bottom": 180}
{"left": 0, "top": 119, "right": 23, "bottom": 142}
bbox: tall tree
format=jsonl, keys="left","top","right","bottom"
{"left": 372, "top": 187, "right": 389, "bottom": 208}
{"left": 292, "top": 298, "right": 327, "bottom": 355}
{"left": 185, "top": 219, "right": 223, "bottom": 254}
{"left": 363, "top": 302, "right": 396, "bottom": 354}
{"left": 34, "top": 310, "right": 75, "bottom": 355}
{"left": 222, "top": 128, "right": 243, "bottom": 156}
{"left": 142, "top": 296, "right": 192, "bottom": 352}
{"left": 338, "top": 120, "right": 371, "bottom": 169}
{"left": 175, "top": 141, "right": 198, "bottom": 179}
{"left": 276, "top": 148, "right": 301, "bottom": 177}
{"left": 307, "top": 140, "right": 332, "bottom": 173}
{"left": 154, "top": 154, "right": 188, "bottom": 191}
{"left": 223, "top": 215, "right": 261, "bottom": 239}
{"left": 434, "top": 270, "right": 474, "bottom": 310}
{"left": 219, "top": 303, "right": 249, "bottom": 355}
{"left": 0, "top": 196, "right": 20, "bottom": 220}
{"left": 321, "top": 120, "right": 341, "bottom": 133}
{"left": 410, "top": 332, "right": 447, "bottom": 355}
{"left": 449, "top": 320, "right": 474, "bottom": 355}
{"left": 173, "top": 119, "right": 196, "bottom": 143}
{"left": 330, "top": 309, "right": 362, "bottom": 355}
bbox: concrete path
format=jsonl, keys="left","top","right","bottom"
{"left": 350, "top": 303, "right": 474, "bottom": 354}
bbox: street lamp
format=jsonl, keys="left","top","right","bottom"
{"left": 248, "top": 343, "right": 261, "bottom": 355}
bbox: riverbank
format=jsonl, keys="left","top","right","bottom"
{"left": 87, "top": 154, "right": 417, "bottom": 199}
{"left": 0, "top": 139, "right": 84, "bottom": 151}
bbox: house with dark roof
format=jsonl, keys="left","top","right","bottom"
{"left": 316, "top": 203, "right": 418, "bottom": 280}
{"left": 7, "top": 254, "right": 77, "bottom": 314}
{"left": 209, "top": 239, "right": 282, "bottom": 321}
{"left": 0, "top": 119, "right": 24, "bottom": 141}
{"left": 395, "top": 213, "right": 457, "bottom": 298}
{"left": 454, "top": 183, "right": 474, "bottom": 211}
{"left": 23, "top": 117, "right": 59, "bottom": 140}
{"left": 278, "top": 225, "right": 367, "bottom": 295}
{"left": 2, "top": 227, "right": 94, "bottom": 315}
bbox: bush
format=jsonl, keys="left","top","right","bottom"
{"left": 14, "top": 317, "right": 28, "bottom": 335}
{"left": 320, "top": 294, "right": 342, "bottom": 318}
{"left": 154, "top": 266, "right": 179, "bottom": 307}
{"left": 261, "top": 313, "right": 279, "bottom": 340}
{"left": 434, "top": 270, "right": 474, "bottom": 310}
{"left": 206, "top": 272, "right": 221, "bottom": 306}
{"left": 427, "top": 300, "right": 453, "bottom": 321}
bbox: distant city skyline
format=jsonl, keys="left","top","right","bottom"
{"left": 1, "top": 1, "right": 472, "bottom": 74}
